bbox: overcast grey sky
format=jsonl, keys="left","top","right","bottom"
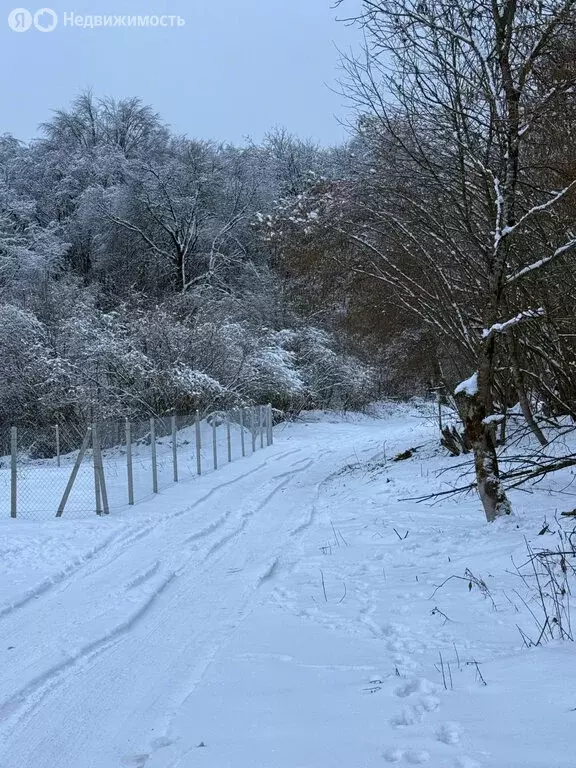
{"left": 0, "top": 0, "right": 363, "bottom": 145}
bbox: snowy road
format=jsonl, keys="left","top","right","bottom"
{"left": 1, "top": 408, "right": 575, "bottom": 768}
{"left": 0, "top": 417, "right": 386, "bottom": 768}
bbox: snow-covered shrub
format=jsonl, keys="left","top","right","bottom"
{"left": 0, "top": 305, "right": 60, "bottom": 427}
{"left": 249, "top": 342, "right": 305, "bottom": 405}
{"left": 151, "top": 365, "right": 229, "bottom": 413}
{"left": 273, "top": 327, "right": 376, "bottom": 412}
{"left": 181, "top": 320, "right": 305, "bottom": 408}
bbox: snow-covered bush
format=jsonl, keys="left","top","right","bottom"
{"left": 0, "top": 295, "right": 377, "bottom": 432}
{"left": 0, "top": 305, "right": 59, "bottom": 427}
{"left": 273, "top": 327, "right": 376, "bottom": 412}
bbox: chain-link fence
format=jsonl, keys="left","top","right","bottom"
{"left": 0, "top": 405, "right": 274, "bottom": 520}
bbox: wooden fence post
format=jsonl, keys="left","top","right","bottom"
{"left": 93, "top": 425, "right": 109, "bottom": 515}
{"left": 267, "top": 403, "right": 273, "bottom": 446}
{"left": 56, "top": 428, "right": 91, "bottom": 518}
{"left": 92, "top": 424, "right": 103, "bottom": 515}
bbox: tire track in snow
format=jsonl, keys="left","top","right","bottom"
{"left": 122, "top": 560, "right": 161, "bottom": 592}
{"left": 0, "top": 520, "right": 163, "bottom": 622}
{"left": 199, "top": 460, "right": 315, "bottom": 563}
{"left": 271, "top": 447, "right": 302, "bottom": 462}
{"left": 113, "top": 461, "right": 320, "bottom": 767}
{"left": 0, "top": 458, "right": 317, "bottom": 753}
{"left": 142, "top": 446, "right": 386, "bottom": 768}
{"left": 238, "top": 446, "right": 382, "bottom": 594}
{"left": 0, "top": 527, "right": 128, "bottom": 620}
{"left": 138, "top": 551, "right": 292, "bottom": 768}
{"left": 170, "top": 456, "right": 279, "bottom": 519}
{"left": 0, "top": 431, "right": 384, "bottom": 768}
{"left": 0, "top": 569, "right": 176, "bottom": 748}
{"left": 180, "top": 460, "right": 315, "bottom": 556}
{"left": 0, "top": 453, "right": 291, "bottom": 621}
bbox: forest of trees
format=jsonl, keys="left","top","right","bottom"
{"left": 271, "top": 0, "right": 576, "bottom": 521}
{"left": 0, "top": 95, "right": 378, "bottom": 436}
{"left": 3, "top": 1, "right": 576, "bottom": 521}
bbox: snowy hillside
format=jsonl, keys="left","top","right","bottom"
{"left": 0, "top": 404, "right": 574, "bottom": 768}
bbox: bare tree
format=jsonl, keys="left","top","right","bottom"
{"left": 98, "top": 141, "right": 251, "bottom": 294}
{"left": 336, "top": 0, "right": 576, "bottom": 521}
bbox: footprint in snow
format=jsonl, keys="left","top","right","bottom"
{"left": 436, "top": 722, "right": 462, "bottom": 745}
{"left": 390, "top": 676, "right": 441, "bottom": 728}
{"left": 121, "top": 756, "right": 149, "bottom": 767}
{"left": 420, "top": 694, "right": 440, "bottom": 712}
{"left": 453, "top": 758, "right": 481, "bottom": 768}
{"left": 382, "top": 747, "right": 430, "bottom": 764}
{"left": 405, "top": 750, "right": 431, "bottom": 764}
{"left": 395, "top": 677, "right": 437, "bottom": 698}
{"left": 390, "top": 704, "right": 425, "bottom": 727}
{"left": 151, "top": 736, "right": 173, "bottom": 750}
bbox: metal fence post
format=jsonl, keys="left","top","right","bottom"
{"left": 92, "top": 424, "right": 103, "bottom": 516}
{"left": 195, "top": 409, "right": 202, "bottom": 475}
{"left": 55, "top": 424, "right": 61, "bottom": 467}
{"left": 240, "top": 408, "right": 246, "bottom": 457}
{"left": 10, "top": 427, "right": 17, "bottom": 518}
{"left": 126, "top": 418, "right": 134, "bottom": 505}
{"left": 56, "top": 427, "right": 92, "bottom": 518}
{"left": 94, "top": 426, "right": 110, "bottom": 516}
{"left": 172, "top": 414, "right": 179, "bottom": 482}
{"left": 267, "top": 403, "right": 273, "bottom": 446}
{"left": 251, "top": 407, "right": 257, "bottom": 453}
{"left": 259, "top": 405, "right": 264, "bottom": 449}
{"left": 150, "top": 418, "right": 158, "bottom": 493}
{"left": 212, "top": 417, "right": 218, "bottom": 470}
{"left": 226, "top": 413, "right": 232, "bottom": 462}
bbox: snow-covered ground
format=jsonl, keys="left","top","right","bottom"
{"left": 0, "top": 403, "right": 574, "bottom": 768}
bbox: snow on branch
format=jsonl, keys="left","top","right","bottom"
{"left": 500, "top": 181, "right": 576, "bottom": 240}
{"left": 454, "top": 372, "right": 478, "bottom": 397}
{"left": 482, "top": 414, "right": 505, "bottom": 425}
{"left": 482, "top": 308, "right": 546, "bottom": 340}
{"left": 507, "top": 238, "right": 576, "bottom": 283}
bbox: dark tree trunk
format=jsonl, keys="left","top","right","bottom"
{"left": 458, "top": 340, "right": 512, "bottom": 522}
{"left": 509, "top": 337, "right": 548, "bottom": 447}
